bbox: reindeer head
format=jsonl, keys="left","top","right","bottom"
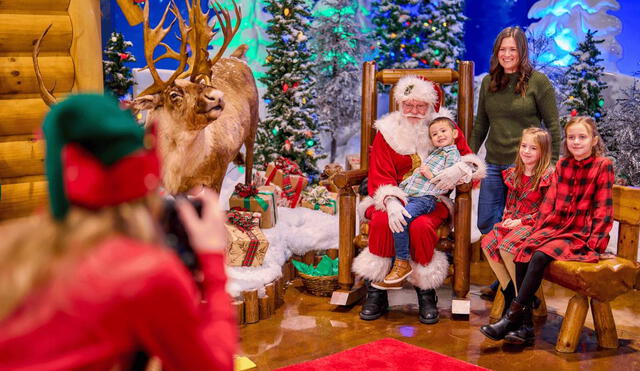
{"left": 132, "top": 0, "right": 241, "bottom": 130}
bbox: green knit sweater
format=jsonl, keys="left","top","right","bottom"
{"left": 469, "top": 71, "right": 560, "bottom": 164}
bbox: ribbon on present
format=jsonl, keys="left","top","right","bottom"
{"left": 233, "top": 183, "right": 269, "bottom": 211}
{"left": 265, "top": 157, "right": 305, "bottom": 207}
{"left": 227, "top": 210, "right": 261, "bottom": 266}
{"left": 303, "top": 187, "right": 337, "bottom": 211}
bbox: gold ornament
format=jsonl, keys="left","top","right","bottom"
{"left": 390, "top": 33, "right": 397, "bottom": 38}
{"left": 443, "top": 22, "right": 447, "bottom": 27}
{"left": 569, "top": 96, "right": 574, "bottom": 100}
{"left": 297, "top": 31, "right": 305, "bottom": 42}
{"left": 284, "top": 8, "right": 290, "bottom": 16}
{"left": 302, "top": 97, "right": 307, "bottom": 104}
{"left": 306, "top": 149, "right": 314, "bottom": 156}
{"left": 431, "top": 26, "right": 437, "bottom": 32}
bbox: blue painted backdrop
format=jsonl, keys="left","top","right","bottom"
{"left": 102, "top": 0, "right": 640, "bottom": 76}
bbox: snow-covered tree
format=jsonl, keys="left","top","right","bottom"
{"left": 526, "top": 0, "right": 621, "bottom": 71}
{"left": 421, "top": 0, "right": 466, "bottom": 108}
{"left": 310, "top": 0, "right": 367, "bottom": 162}
{"left": 560, "top": 30, "right": 608, "bottom": 123}
{"left": 369, "top": 0, "right": 431, "bottom": 70}
{"left": 599, "top": 75, "right": 640, "bottom": 186}
{"left": 103, "top": 32, "right": 136, "bottom": 98}
{"left": 256, "top": 0, "right": 325, "bottom": 175}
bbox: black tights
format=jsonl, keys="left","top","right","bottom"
{"left": 514, "top": 251, "right": 554, "bottom": 307}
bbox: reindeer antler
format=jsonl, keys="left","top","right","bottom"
{"left": 181, "top": 0, "right": 214, "bottom": 82}
{"left": 208, "top": 0, "right": 242, "bottom": 67}
{"left": 33, "top": 24, "right": 57, "bottom": 107}
{"left": 138, "top": 0, "right": 191, "bottom": 96}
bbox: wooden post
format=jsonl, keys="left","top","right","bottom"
{"left": 590, "top": 298, "right": 618, "bottom": 349}
{"left": 68, "top": 0, "right": 103, "bottom": 93}
{"left": 457, "top": 61, "right": 475, "bottom": 139}
{"left": 232, "top": 300, "right": 245, "bottom": 325}
{"left": 489, "top": 289, "right": 505, "bottom": 323}
{"left": 360, "top": 61, "right": 377, "bottom": 171}
{"left": 115, "top": 0, "right": 144, "bottom": 26}
{"left": 556, "top": 294, "right": 589, "bottom": 353}
{"left": 337, "top": 182, "right": 356, "bottom": 291}
{"left": 453, "top": 182, "right": 472, "bottom": 299}
{"left": 243, "top": 290, "right": 259, "bottom": 324}
{"left": 259, "top": 296, "right": 271, "bottom": 320}
{"left": 265, "top": 283, "right": 276, "bottom": 313}
{"left": 617, "top": 222, "right": 639, "bottom": 262}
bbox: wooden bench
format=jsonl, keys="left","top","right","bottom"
{"left": 490, "top": 185, "right": 640, "bottom": 353}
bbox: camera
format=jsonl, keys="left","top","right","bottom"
{"left": 161, "top": 197, "right": 203, "bottom": 276}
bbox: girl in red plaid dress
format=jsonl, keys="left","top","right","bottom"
{"left": 481, "top": 116, "right": 614, "bottom": 346}
{"left": 480, "top": 128, "right": 554, "bottom": 317}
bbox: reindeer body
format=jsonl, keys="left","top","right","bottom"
{"left": 148, "top": 55, "right": 258, "bottom": 193}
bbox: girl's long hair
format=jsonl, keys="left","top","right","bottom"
{"left": 513, "top": 127, "right": 552, "bottom": 191}
{"left": 562, "top": 116, "right": 606, "bottom": 158}
{"left": 489, "top": 26, "right": 533, "bottom": 97}
{"left": 0, "top": 195, "right": 163, "bottom": 321}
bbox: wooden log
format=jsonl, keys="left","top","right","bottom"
{"left": 533, "top": 286, "right": 547, "bottom": 318}
{"left": 453, "top": 182, "right": 472, "bottom": 299}
{"left": 0, "top": 140, "right": 45, "bottom": 178}
{"left": 0, "top": 55, "right": 74, "bottom": 96}
{"left": 0, "top": 98, "right": 50, "bottom": 136}
{"left": 274, "top": 277, "right": 285, "bottom": 308}
{"left": 556, "top": 294, "right": 589, "bottom": 353}
{"left": 69, "top": 0, "right": 103, "bottom": 93}
{"left": 242, "top": 290, "right": 259, "bottom": 324}
{"left": 265, "top": 283, "right": 276, "bottom": 313}
{"left": 360, "top": 61, "right": 377, "bottom": 170}
{"left": 0, "top": 14, "right": 72, "bottom": 53}
{"left": 617, "top": 222, "right": 639, "bottom": 262}
{"left": 303, "top": 251, "right": 315, "bottom": 265}
{"left": 0, "top": 0, "right": 70, "bottom": 11}
{"left": 590, "top": 298, "right": 618, "bottom": 349}
{"left": 259, "top": 296, "right": 271, "bottom": 320}
{"left": 0, "top": 180, "right": 48, "bottom": 221}
{"left": 115, "top": 0, "right": 144, "bottom": 26}
{"left": 232, "top": 300, "right": 245, "bottom": 325}
{"left": 489, "top": 289, "right": 504, "bottom": 323}
{"left": 337, "top": 183, "right": 357, "bottom": 291}
{"left": 612, "top": 185, "right": 640, "bottom": 225}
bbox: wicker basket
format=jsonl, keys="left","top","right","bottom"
{"left": 299, "top": 272, "right": 339, "bottom": 296}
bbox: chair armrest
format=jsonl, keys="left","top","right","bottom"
{"left": 334, "top": 169, "right": 368, "bottom": 189}
{"left": 456, "top": 182, "right": 472, "bottom": 194}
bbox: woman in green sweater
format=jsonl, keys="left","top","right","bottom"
{"left": 470, "top": 26, "right": 560, "bottom": 235}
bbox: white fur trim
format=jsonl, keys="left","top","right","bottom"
{"left": 394, "top": 76, "right": 439, "bottom": 105}
{"left": 432, "top": 106, "right": 455, "bottom": 121}
{"left": 373, "top": 184, "right": 407, "bottom": 211}
{"left": 357, "top": 196, "right": 375, "bottom": 222}
{"left": 461, "top": 153, "right": 487, "bottom": 180}
{"left": 352, "top": 248, "right": 392, "bottom": 282}
{"left": 374, "top": 112, "right": 434, "bottom": 158}
{"left": 407, "top": 250, "right": 449, "bottom": 290}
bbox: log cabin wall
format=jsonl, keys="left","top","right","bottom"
{"left": 0, "top": 0, "right": 103, "bottom": 221}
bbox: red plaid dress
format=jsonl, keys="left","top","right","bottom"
{"left": 481, "top": 166, "right": 555, "bottom": 261}
{"left": 514, "top": 156, "right": 614, "bottom": 263}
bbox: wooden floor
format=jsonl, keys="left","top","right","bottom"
{"left": 239, "top": 263, "right": 640, "bottom": 371}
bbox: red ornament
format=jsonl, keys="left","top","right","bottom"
{"left": 420, "top": 59, "right": 428, "bottom": 64}
{"left": 570, "top": 109, "right": 577, "bottom": 117}
{"left": 370, "top": 45, "right": 375, "bottom": 50}
{"left": 405, "top": 22, "right": 411, "bottom": 26}
{"left": 134, "top": 0, "right": 145, "bottom": 3}
{"left": 118, "top": 53, "right": 129, "bottom": 62}
{"left": 412, "top": 53, "right": 417, "bottom": 57}
{"left": 293, "top": 82, "right": 299, "bottom": 88}
{"left": 433, "top": 60, "right": 441, "bottom": 66}
{"left": 282, "top": 83, "right": 289, "bottom": 92}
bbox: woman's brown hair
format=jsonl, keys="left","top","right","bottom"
{"left": 489, "top": 26, "right": 533, "bottom": 96}
{"left": 514, "top": 127, "right": 552, "bottom": 191}
{"left": 562, "top": 116, "right": 606, "bottom": 158}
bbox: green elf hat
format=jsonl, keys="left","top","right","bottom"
{"left": 43, "top": 94, "right": 160, "bottom": 220}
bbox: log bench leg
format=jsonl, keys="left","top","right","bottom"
{"left": 591, "top": 298, "right": 618, "bottom": 349}
{"left": 533, "top": 285, "right": 547, "bottom": 318}
{"left": 489, "top": 289, "right": 505, "bottom": 323}
{"left": 556, "top": 294, "right": 589, "bottom": 353}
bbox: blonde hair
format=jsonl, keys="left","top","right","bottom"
{"left": 514, "top": 127, "right": 552, "bottom": 191}
{"left": 0, "top": 195, "right": 163, "bottom": 321}
{"left": 562, "top": 116, "right": 606, "bottom": 158}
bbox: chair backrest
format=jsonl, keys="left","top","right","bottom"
{"left": 359, "top": 61, "right": 475, "bottom": 171}
{"left": 612, "top": 185, "right": 640, "bottom": 262}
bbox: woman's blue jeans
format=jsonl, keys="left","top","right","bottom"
{"left": 477, "top": 163, "right": 512, "bottom": 234}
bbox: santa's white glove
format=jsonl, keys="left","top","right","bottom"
{"left": 430, "top": 162, "right": 474, "bottom": 191}
{"left": 386, "top": 198, "right": 412, "bottom": 233}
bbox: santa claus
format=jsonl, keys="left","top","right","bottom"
{"left": 353, "top": 75, "right": 486, "bottom": 324}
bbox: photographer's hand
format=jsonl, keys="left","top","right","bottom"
{"left": 176, "top": 188, "right": 227, "bottom": 253}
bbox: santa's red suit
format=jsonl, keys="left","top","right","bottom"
{"left": 352, "top": 108, "right": 485, "bottom": 290}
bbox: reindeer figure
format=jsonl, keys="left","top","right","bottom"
{"left": 131, "top": 0, "right": 258, "bottom": 194}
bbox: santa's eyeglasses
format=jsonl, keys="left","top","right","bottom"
{"left": 402, "top": 102, "right": 429, "bottom": 111}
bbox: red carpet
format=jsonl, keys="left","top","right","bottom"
{"left": 275, "top": 338, "right": 488, "bottom": 371}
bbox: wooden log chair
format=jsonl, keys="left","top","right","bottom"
{"left": 489, "top": 185, "right": 640, "bottom": 353}
{"left": 330, "top": 60, "right": 476, "bottom": 315}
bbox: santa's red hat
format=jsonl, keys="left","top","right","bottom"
{"left": 394, "top": 75, "right": 443, "bottom": 113}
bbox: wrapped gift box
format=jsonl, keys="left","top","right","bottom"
{"left": 264, "top": 157, "right": 308, "bottom": 208}
{"left": 229, "top": 183, "right": 278, "bottom": 229}
{"left": 225, "top": 211, "right": 269, "bottom": 267}
{"left": 300, "top": 186, "right": 338, "bottom": 215}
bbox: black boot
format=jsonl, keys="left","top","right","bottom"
{"left": 501, "top": 281, "right": 516, "bottom": 316}
{"left": 359, "top": 281, "right": 388, "bottom": 321}
{"left": 480, "top": 300, "right": 527, "bottom": 341}
{"left": 504, "top": 307, "right": 535, "bottom": 345}
{"left": 415, "top": 287, "right": 439, "bottom": 324}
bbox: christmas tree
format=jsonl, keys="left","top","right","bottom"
{"left": 256, "top": 0, "right": 325, "bottom": 176}
{"left": 560, "top": 30, "right": 608, "bottom": 123}
{"left": 421, "top": 0, "right": 466, "bottom": 108}
{"left": 369, "top": 0, "right": 431, "bottom": 70}
{"left": 103, "top": 32, "right": 136, "bottom": 99}
{"left": 310, "top": 0, "right": 367, "bottom": 162}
